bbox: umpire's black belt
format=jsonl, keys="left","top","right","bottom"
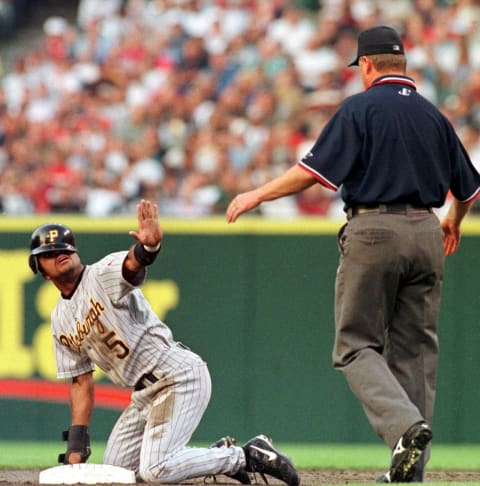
{"left": 134, "top": 372, "right": 159, "bottom": 391}
{"left": 346, "top": 204, "right": 432, "bottom": 220}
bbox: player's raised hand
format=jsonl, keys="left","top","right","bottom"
{"left": 129, "top": 199, "right": 163, "bottom": 247}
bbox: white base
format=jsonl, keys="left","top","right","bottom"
{"left": 39, "top": 464, "right": 136, "bottom": 484}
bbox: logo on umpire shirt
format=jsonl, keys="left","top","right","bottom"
{"left": 398, "top": 88, "right": 411, "bottom": 96}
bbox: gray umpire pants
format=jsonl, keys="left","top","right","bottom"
{"left": 332, "top": 212, "right": 445, "bottom": 473}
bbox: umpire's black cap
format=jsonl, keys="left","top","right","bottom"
{"left": 348, "top": 25, "right": 404, "bottom": 66}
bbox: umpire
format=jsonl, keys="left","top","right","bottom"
{"left": 226, "top": 25, "right": 480, "bottom": 483}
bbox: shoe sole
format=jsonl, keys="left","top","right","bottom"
{"left": 390, "top": 427, "right": 432, "bottom": 482}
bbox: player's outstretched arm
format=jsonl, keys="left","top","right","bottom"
{"left": 123, "top": 199, "right": 164, "bottom": 283}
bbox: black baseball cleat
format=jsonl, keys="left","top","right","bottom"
{"left": 383, "top": 421, "right": 432, "bottom": 483}
{"left": 243, "top": 435, "right": 300, "bottom": 486}
{"left": 376, "top": 465, "right": 422, "bottom": 483}
{"left": 210, "top": 436, "right": 251, "bottom": 484}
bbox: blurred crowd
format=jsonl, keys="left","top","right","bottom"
{"left": 1, "top": 0, "right": 480, "bottom": 218}
{"left": 0, "top": 0, "right": 33, "bottom": 40}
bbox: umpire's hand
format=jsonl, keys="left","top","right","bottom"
{"left": 441, "top": 220, "right": 460, "bottom": 256}
{"left": 226, "top": 191, "right": 261, "bottom": 223}
{"left": 440, "top": 198, "right": 474, "bottom": 256}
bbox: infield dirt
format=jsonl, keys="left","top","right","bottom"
{"left": 2, "top": 469, "right": 480, "bottom": 484}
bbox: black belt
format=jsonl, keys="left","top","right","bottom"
{"left": 346, "top": 204, "right": 432, "bottom": 220}
{"left": 134, "top": 372, "right": 159, "bottom": 391}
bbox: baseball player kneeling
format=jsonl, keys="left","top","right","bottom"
{"left": 28, "top": 199, "right": 299, "bottom": 486}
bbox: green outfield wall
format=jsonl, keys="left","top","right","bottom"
{"left": 0, "top": 215, "right": 479, "bottom": 445}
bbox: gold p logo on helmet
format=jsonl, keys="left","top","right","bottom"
{"left": 47, "top": 229, "right": 59, "bottom": 243}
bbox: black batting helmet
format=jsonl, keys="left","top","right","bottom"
{"left": 29, "top": 223, "right": 78, "bottom": 274}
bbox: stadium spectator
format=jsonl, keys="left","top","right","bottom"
{"left": 1, "top": 0, "right": 480, "bottom": 217}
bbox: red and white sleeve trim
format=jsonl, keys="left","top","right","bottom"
{"left": 461, "top": 186, "right": 480, "bottom": 203}
{"left": 297, "top": 162, "right": 338, "bottom": 191}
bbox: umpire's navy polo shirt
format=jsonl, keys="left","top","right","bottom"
{"left": 298, "top": 75, "right": 480, "bottom": 209}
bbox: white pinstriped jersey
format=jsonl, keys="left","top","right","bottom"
{"left": 51, "top": 251, "right": 199, "bottom": 387}
{"left": 50, "top": 250, "right": 247, "bottom": 483}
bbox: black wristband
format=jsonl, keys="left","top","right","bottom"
{"left": 58, "top": 425, "right": 91, "bottom": 464}
{"left": 134, "top": 242, "right": 161, "bottom": 266}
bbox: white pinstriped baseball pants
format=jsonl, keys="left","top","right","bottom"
{"left": 103, "top": 362, "right": 246, "bottom": 482}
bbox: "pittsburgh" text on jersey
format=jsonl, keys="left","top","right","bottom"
{"left": 58, "top": 298, "right": 106, "bottom": 348}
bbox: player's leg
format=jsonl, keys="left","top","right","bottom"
{"left": 138, "top": 362, "right": 246, "bottom": 483}
{"left": 103, "top": 401, "right": 146, "bottom": 472}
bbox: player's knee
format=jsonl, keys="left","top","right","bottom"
{"left": 139, "top": 463, "right": 156, "bottom": 482}
{"left": 139, "top": 461, "right": 172, "bottom": 483}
